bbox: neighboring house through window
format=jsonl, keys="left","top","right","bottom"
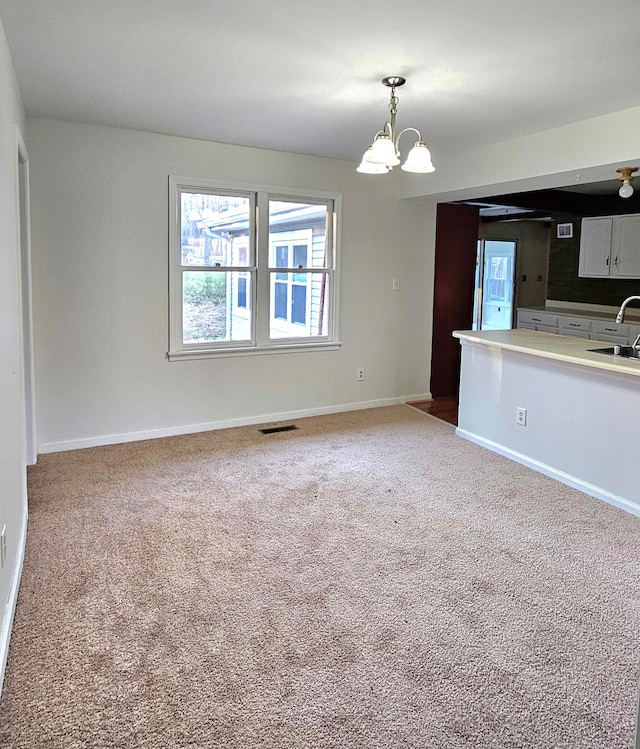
{"left": 168, "top": 178, "right": 341, "bottom": 360}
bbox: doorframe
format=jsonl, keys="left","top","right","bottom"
{"left": 15, "top": 124, "right": 37, "bottom": 465}
{"left": 473, "top": 237, "right": 518, "bottom": 331}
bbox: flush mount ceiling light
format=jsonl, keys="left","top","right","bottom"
{"left": 616, "top": 166, "right": 638, "bottom": 198}
{"left": 357, "top": 76, "right": 435, "bottom": 175}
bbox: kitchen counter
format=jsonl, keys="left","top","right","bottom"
{"left": 453, "top": 328, "right": 640, "bottom": 378}
{"left": 453, "top": 328, "right": 640, "bottom": 515}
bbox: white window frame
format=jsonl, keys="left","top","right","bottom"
{"left": 168, "top": 177, "right": 341, "bottom": 360}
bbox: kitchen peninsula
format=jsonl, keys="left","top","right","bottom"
{"left": 453, "top": 328, "right": 640, "bottom": 516}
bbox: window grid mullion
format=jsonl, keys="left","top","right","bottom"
{"left": 255, "top": 191, "right": 270, "bottom": 347}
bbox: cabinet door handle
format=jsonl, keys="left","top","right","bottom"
{"left": 614, "top": 256, "right": 619, "bottom": 267}
{"left": 531, "top": 317, "right": 542, "bottom": 322}
{"left": 569, "top": 323, "right": 580, "bottom": 327}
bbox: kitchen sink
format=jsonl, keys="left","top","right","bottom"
{"left": 588, "top": 345, "right": 640, "bottom": 361}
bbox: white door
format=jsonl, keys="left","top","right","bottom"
{"left": 473, "top": 239, "right": 516, "bottom": 331}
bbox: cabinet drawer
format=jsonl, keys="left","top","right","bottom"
{"left": 535, "top": 325, "right": 558, "bottom": 334}
{"left": 591, "top": 320, "right": 629, "bottom": 338}
{"left": 517, "top": 310, "right": 558, "bottom": 328}
{"left": 559, "top": 328, "right": 590, "bottom": 339}
{"left": 558, "top": 316, "right": 591, "bottom": 333}
{"left": 591, "top": 332, "right": 629, "bottom": 344}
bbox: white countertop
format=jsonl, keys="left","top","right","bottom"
{"left": 453, "top": 328, "right": 640, "bottom": 378}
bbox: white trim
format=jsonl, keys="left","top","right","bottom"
{"left": 455, "top": 427, "right": 640, "bottom": 518}
{"left": 0, "top": 505, "right": 27, "bottom": 694}
{"left": 15, "top": 124, "right": 37, "bottom": 465}
{"left": 37, "top": 396, "right": 431, "bottom": 454}
{"left": 167, "top": 340, "right": 341, "bottom": 361}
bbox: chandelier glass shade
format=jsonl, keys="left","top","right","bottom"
{"left": 357, "top": 76, "right": 435, "bottom": 175}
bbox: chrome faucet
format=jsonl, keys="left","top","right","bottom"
{"left": 615, "top": 295, "right": 640, "bottom": 324}
{"left": 633, "top": 334, "right": 640, "bottom": 351}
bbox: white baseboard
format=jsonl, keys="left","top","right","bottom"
{"left": 38, "top": 395, "right": 432, "bottom": 454}
{"left": 0, "top": 504, "right": 27, "bottom": 694}
{"left": 456, "top": 428, "right": 640, "bottom": 518}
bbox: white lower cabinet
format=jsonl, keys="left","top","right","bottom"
{"left": 536, "top": 325, "right": 558, "bottom": 334}
{"left": 516, "top": 310, "right": 558, "bottom": 332}
{"left": 591, "top": 320, "right": 629, "bottom": 340}
{"left": 558, "top": 316, "right": 591, "bottom": 338}
{"left": 593, "top": 333, "right": 629, "bottom": 344}
{"left": 564, "top": 329, "right": 591, "bottom": 339}
{"left": 517, "top": 308, "right": 640, "bottom": 345}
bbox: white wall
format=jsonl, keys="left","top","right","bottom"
{"left": 26, "top": 119, "right": 436, "bottom": 451}
{"left": 456, "top": 338, "right": 640, "bottom": 516}
{"left": 0, "top": 16, "right": 28, "bottom": 685}
{"left": 401, "top": 105, "right": 640, "bottom": 202}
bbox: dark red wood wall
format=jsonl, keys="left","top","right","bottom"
{"left": 430, "top": 203, "right": 480, "bottom": 398}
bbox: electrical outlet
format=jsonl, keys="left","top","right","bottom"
{"left": 356, "top": 367, "right": 365, "bottom": 382}
{"left": 392, "top": 277, "right": 400, "bottom": 291}
{"left": 0, "top": 525, "right": 6, "bottom": 568}
{"left": 516, "top": 407, "right": 527, "bottom": 426}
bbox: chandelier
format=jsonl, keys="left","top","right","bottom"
{"left": 357, "top": 76, "right": 435, "bottom": 175}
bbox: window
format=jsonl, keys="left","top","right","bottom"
{"left": 168, "top": 178, "right": 340, "bottom": 360}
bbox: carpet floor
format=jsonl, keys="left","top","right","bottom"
{"left": 1, "top": 405, "right": 639, "bottom": 748}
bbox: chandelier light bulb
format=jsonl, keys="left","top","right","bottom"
{"left": 357, "top": 149, "right": 390, "bottom": 174}
{"left": 401, "top": 142, "right": 435, "bottom": 173}
{"left": 619, "top": 179, "right": 634, "bottom": 199}
{"left": 368, "top": 134, "right": 400, "bottom": 166}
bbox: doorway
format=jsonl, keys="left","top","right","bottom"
{"left": 472, "top": 239, "right": 516, "bottom": 331}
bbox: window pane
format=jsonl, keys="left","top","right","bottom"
{"left": 180, "top": 191, "right": 251, "bottom": 267}
{"left": 182, "top": 271, "right": 252, "bottom": 344}
{"left": 237, "top": 277, "right": 247, "bottom": 308}
{"left": 268, "top": 200, "right": 329, "bottom": 269}
{"left": 291, "top": 284, "right": 307, "bottom": 325}
{"left": 274, "top": 282, "right": 287, "bottom": 320}
{"left": 293, "top": 244, "right": 307, "bottom": 267}
{"left": 270, "top": 272, "right": 329, "bottom": 339}
{"left": 275, "top": 245, "right": 288, "bottom": 281}
{"left": 275, "top": 246, "right": 288, "bottom": 267}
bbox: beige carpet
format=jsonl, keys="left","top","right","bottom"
{"left": 1, "top": 405, "right": 639, "bottom": 748}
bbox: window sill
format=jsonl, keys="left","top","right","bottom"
{"left": 167, "top": 341, "right": 341, "bottom": 361}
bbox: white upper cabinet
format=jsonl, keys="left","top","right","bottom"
{"left": 613, "top": 214, "right": 640, "bottom": 277}
{"left": 579, "top": 214, "right": 640, "bottom": 278}
{"left": 578, "top": 217, "right": 612, "bottom": 277}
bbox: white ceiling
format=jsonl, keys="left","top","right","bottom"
{"left": 1, "top": 0, "right": 640, "bottom": 165}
